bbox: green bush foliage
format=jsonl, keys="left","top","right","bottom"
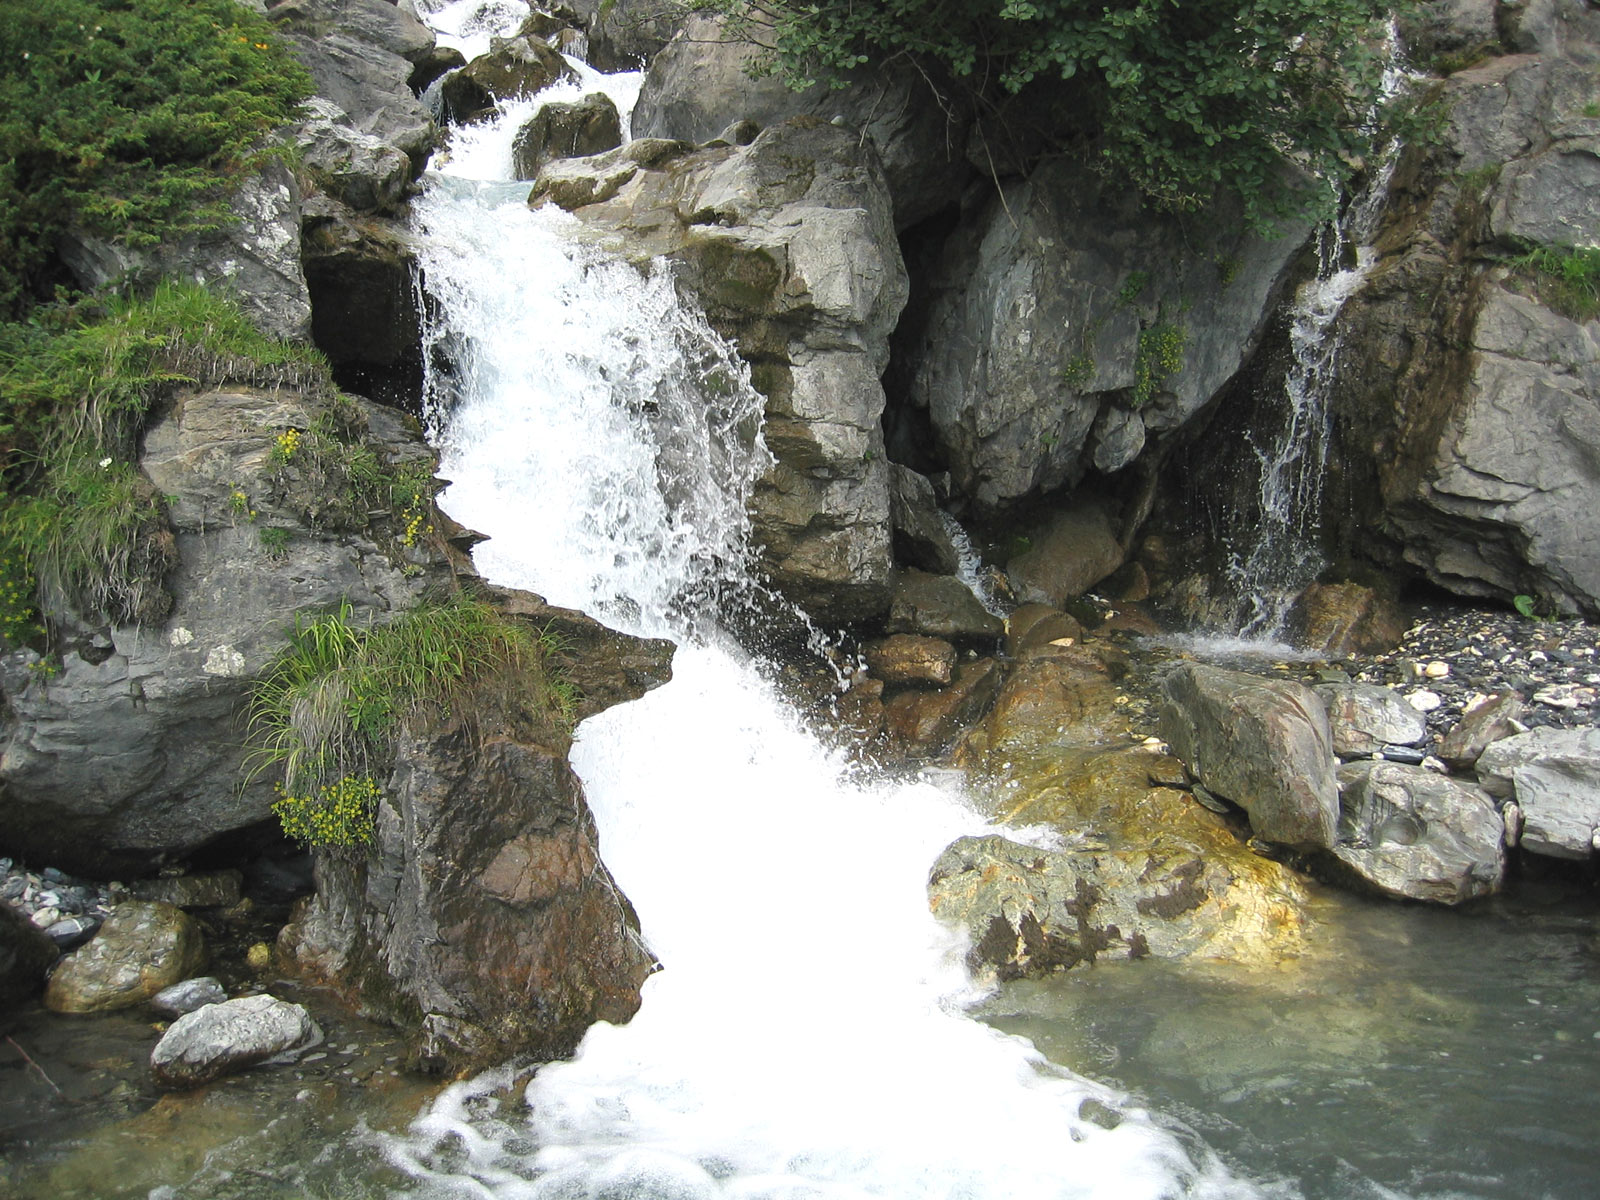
{"left": 0, "top": 0, "right": 312, "bottom": 317}
{"left": 711, "top": 0, "right": 1396, "bottom": 226}
{"left": 0, "top": 281, "right": 332, "bottom": 631}
{"left": 246, "top": 596, "right": 574, "bottom": 849}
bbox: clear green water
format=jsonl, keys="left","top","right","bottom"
{"left": 979, "top": 874, "right": 1600, "bottom": 1200}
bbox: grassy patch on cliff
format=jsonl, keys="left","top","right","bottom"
{"left": 1513, "top": 244, "right": 1600, "bottom": 323}
{"left": 0, "top": 281, "right": 333, "bottom": 636}
{"left": 248, "top": 595, "right": 575, "bottom": 849}
{"left": 0, "top": 0, "right": 312, "bottom": 318}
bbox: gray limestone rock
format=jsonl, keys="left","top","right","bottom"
{"left": 886, "top": 570, "right": 1004, "bottom": 641}
{"left": 150, "top": 976, "right": 229, "bottom": 1018}
{"left": 901, "top": 159, "right": 1312, "bottom": 514}
{"left": 888, "top": 465, "right": 961, "bottom": 576}
{"left": 44, "top": 902, "right": 206, "bottom": 1014}
{"left": 542, "top": 119, "right": 908, "bottom": 623}
{"left": 1158, "top": 664, "right": 1340, "bottom": 848}
{"left": 294, "top": 97, "right": 414, "bottom": 214}
{"left": 151, "top": 994, "right": 322, "bottom": 1089}
{"left": 1314, "top": 683, "right": 1429, "bottom": 758}
{"left": 1438, "top": 690, "right": 1524, "bottom": 770}
{"left": 631, "top": 14, "right": 973, "bottom": 229}
{"left": 440, "top": 33, "right": 576, "bottom": 124}
{"left": 1331, "top": 761, "right": 1505, "bottom": 904}
{"left": 1476, "top": 726, "right": 1600, "bottom": 858}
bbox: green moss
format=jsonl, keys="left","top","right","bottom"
{"left": 1060, "top": 352, "right": 1095, "bottom": 390}
{"left": 1133, "top": 321, "right": 1185, "bottom": 407}
{"left": 0, "top": 0, "right": 312, "bottom": 317}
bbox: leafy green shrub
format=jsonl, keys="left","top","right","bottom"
{"left": 0, "top": 0, "right": 312, "bottom": 317}
{"left": 272, "top": 774, "right": 381, "bottom": 849}
{"left": 710, "top": 0, "right": 1395, "bottom": 227}
{"left": 1512, "top": 244, "right": 1600, "bottom": 323}
{"left": 1133, "top": 321, "right": 1185, "bottom": 407}
{"left": 247, "top": 596, "right": 573, "bottom": 849}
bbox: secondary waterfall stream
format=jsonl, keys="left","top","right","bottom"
{"left": 388, "top": 9, "right": 1255, "bottom": 1199}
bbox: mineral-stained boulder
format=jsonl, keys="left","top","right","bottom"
{"left": 898, "top": 159, "right": 1312, "bottom": 514}
{"left": 1330, "top": 761, "right": 1505, "bottom": 904}
{"left": 863, "top": 634, "right": 957, "bottom": 687}
{"left": 540, "top": 118, "right": 909, "bottom": 623}
{"left": 44, "top": 902, "right": 206, "bottom": 1014}
{"left": 1476, "top": 726, "right": 1600, "bottom": 858}
{"left": 1290, "top": 581, "right": 1409, "bottom": 657}
{"left": 882, "top": 659, "right": 1004, "bottom": 753}
{"left": 1158, "top": 664, "right": 1339, "bottom": 848}
{"left": 1438, "top": 690, "right": 1524, "bottom": 770}
{"left": 631, "top": 13, "right": 973, "bottom": 229}
{"left": 1314, "top": 683, "right": 1429, "bottom": 758}
{"left": 441, "top": 34, "right": 577, "bottom": 124}
{"left": 981, "top": 644, "right": 1126, "bottom": 754}
{"left": 151, "top": 994, "right": 322, "bottom": 1089}
{"left": 512, "top": 94, "right": 624, "bottom": 180}
{"left": 886, "top": 569, "right": 1004, "bottom": 641}
{"left": 0, "top": 386, "right": 438, "bottom": 875}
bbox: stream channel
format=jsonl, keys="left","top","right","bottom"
{"left": 3, "top": 3, "right": 1598, "bottom": 1197}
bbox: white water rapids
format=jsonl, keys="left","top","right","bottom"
{"left": 387, "top": 7, "right": 1266, "bottom": 1197}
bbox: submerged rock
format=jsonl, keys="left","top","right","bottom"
{"left": 1330, "top": 761, "right": 1505, "bottom": 905}
{"left": 863, "top": 634, "right": 957, "bottom": 687}
{"left": 45, "top": 902, "right": 206, "bottom": 1014}
{"left": 151, "top": 994, "right": 323, "bottom": 1089}
{"left": 130, "top": 871, "right": 243, "bottom": 910}
{"left": 1159, "top": 663, "right": 1339, "bottom": 849}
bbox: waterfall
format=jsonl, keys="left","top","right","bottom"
{"left": 1218, "top": 153, "right": 1397, "bottom": 642}
{"left": 386, "top": 9, "right": 1264, "bottom": 1198}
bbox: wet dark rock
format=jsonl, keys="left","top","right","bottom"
{"left": 863, "top": 634, "right": 957, "bottom": 687}
{"left": 1291, "top": 581, "right": 1409, "bottom": 657}
{"left": 1, "top": 901, "right": 59, "bottom": 1007}
{"left": 1005, "top": 502, "right": 1126, "bottom": 607}
{"left": 512, "top": 94, "right": 624, "bottom": 180}
{"left": 151, "top": 994, "right": 323, "bottom": 1089}
{"left": 130, "top": 871, "right": 243, "bottom": 910}
{"left": 1004, "top": 604, "right": 1085, "bottom": 657}
{"left": 882, "top": 659, "right": 1004, "bottom": 754}
{"left": 1314, "top": 682, "right": 1428, "bottom": 758}
{"left": 44, "top": 902, "right": 207, "bottom": 1014}
{"left": 150, "top": 976, "right": 229, "bottom": 1018}
{"left": 1158, "top": 663, "right": 1339, "bottom": 849}
{"left": 43, "top": 915, "right": 101, "bottom": 950}
{"left": 886, "top": 570, "right": 1004, "bottom": 642}
{"left": 1330, "top": 761, "right": 1505, "bottom": 905}
{"left": 888, "top": 464, "right": 962, "bottom": 576}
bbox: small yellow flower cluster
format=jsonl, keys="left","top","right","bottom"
{"left": 272, "top": 774, "right": 380, "bottom": 848}
{"left": 399, "top": 503, "right": 434, "bottom": 548}
{"left": 228, "top": 483, "right": 258, "bottom": 522}
{"left": 0, "top": 553, "right": 41, "bottom": 647}
{"left": 274, "top": 427, "right": 302, "bottom": 463}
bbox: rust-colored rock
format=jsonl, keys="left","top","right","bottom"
{"left": 1004, "top": 604, "right": 1083, "bottom": 657}
{"left": 883, "top": 659, "right": 1004, "bottom": 753}
{"left": 1290, "top": 581, "right": 1408, "bottom": 657}
{"left": 863, "top": 634, "right": 957, "bottom": 686}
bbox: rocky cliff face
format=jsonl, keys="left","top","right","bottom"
{"left": 1330, "top": 0, "right": 1600, "bottom": 614}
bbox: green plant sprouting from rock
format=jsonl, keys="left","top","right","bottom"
{"left": 1133, "top": 321, "right": 1185, "bottom": 407}
{"left": 0, "top": 281, "right": 332, "bottom": 637}
{"left": 0, "top": 0, "right": 312, "bottom": 317}
{"left": 246, "top": 595, "right": 574, "bottom": 850}
{"left": 1512, "top": 244, "right": 1600, "bottom": 323}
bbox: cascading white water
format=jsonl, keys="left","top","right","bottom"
{"left": 388, "top": 7, "right": 1266, "bottom": 1197}
{"left": 1220, "top": 151, "right": 1399, "bottom": 643}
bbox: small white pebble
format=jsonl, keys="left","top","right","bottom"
{"left": 1421, "top": 755, "right": 1449, "bottom": 774}
{"left": 1530, "top": 650, "right": 1549, "bottom": 664}
{"left": 1406, "top": 689, "right": 1442, "bottom": 713}
{"left": 1425, "top": 661, "right": 1451, "bottom": 679}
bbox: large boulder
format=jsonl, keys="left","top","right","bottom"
{"left": 440, "top": 32, "right": 577, "bottom": 124}
{"left": 1476, "top": 726, "right": 1600, "bottom": 858}
{"left": 1158, "top": 663, "right": 1339, "bottom": 848}
{"left": 512, "top": 94, "right": 624, "bottom": 180}
{"left": 0, "top": 386, "right": 439, "bottom": 874}
{"left": 563, "top": 0, "right": 686, "bottom": 72}
{"left": 1004, "top": 500, "right": 1126, "bottom": 606}
{"left": 44, "top": 901, "right": 206, "bottom": 1013}
{"left": 897, "top": 159, "right": 1313, "bottom": 514}
{"left": 151, "top": 994, "right": 323, "bottom": 1089}
{"left": 631, "top": 13, "right": 974, "bottom": 229}
{"left": 885, "top": 569, "right": 1003, "bottom": 641}
{"left": 294, "top": 97, "right": 414, "bottom": 215}
{"left": 537, "top": 119, "right": 909, "bottom": 623}
{"left": 1329, "top": 23, "right": 1600, "bottom": 615}
{"left": 1314, "top": 682, "right": 1429, "bottom": 758}
{"left": 278, "top": 669, "right": 667, "bottom": 1070}
{"left": 1330, "top": 761, "right": 1505, "bottom": 905}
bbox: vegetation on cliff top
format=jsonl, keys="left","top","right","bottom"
{"left": 249, "top": 596, "right": 574, "bottom": 850}
{"left": 0, "top": 0, "right": 312, "bottom": 317}
{"left": 710, "top": 0, "right": 1398, "bottom": 226}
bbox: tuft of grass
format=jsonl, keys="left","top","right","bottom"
{"left": 1511, "top": 244, "right": 1600, "bottom": 323}
{"left": 0, "top": 281, "right": 333, "bottom": 630}
{"left": 246, "top": 595, "right": 574, "bottom": 848}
